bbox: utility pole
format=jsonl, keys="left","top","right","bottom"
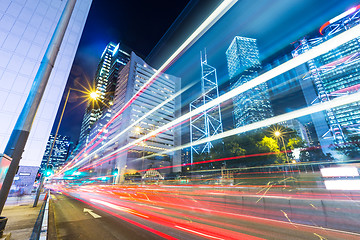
{"left": 0, "top": 0, "right": 77, "bottom": 217}
{"left": 33, "top": 89, "right": 71, "bottom": 207}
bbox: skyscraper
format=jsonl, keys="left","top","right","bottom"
{"left": 292, "top": 4, "right": 360, "bottom": 149}
{"left": 226, "top": 36, "right": 273, "bottom": 128}
{"left": 226, "top": 36, "right": 261, "bottom": 79}
{"left": 40, "top": 134, "right": 72, "bottom": 170}
{"left": 79, "top": 42, "right": 130, "bottom": 144}
{"left": 0, "top": 0, "right": 92, "bottom": 191}
{"left": 110, "top": 52, "right": 181, "bottom": 181}
{"left": 105, "top": 43, "right": 131, "bottom": 107}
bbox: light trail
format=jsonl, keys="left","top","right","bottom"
{"left": 57, "top": 185, "right": 360, "bottom": 239}
{"left": 117, "top": 89, "right": 360, "bottom": 169}
{"left": 174, "top": 90, "right": 360, "bottom": 151}
{"left": 61, "top": 22, "right": 360, "bottom": 172}
{"left": 132, "top": 22, "right": 360, "bottom": 157}
{"left": 74, "top": 82, "right": 195, "bottom": 172}
{"left": 58, "top": 0, "right": 238, "bottom": 174}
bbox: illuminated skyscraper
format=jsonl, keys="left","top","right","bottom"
{"left": 0, "top": 0, "right": 92, "bottom": 192}
{"left": 79, "top": 42, "right": 130, "bottom": 144}
{"left": 292, "top": 4, "right": 360, "bottom": 148}
{"left": 226, "top": 36, "right": 273, "bottom": 128}
{"left": 105, "top": 43, "right": 131, "bottom": 106}
{"left": 40, "top": 134, "right": 72, "bottom": 171}
{"left": 226, "top": 36, "right": 261, "bottom": 79}
{"left": 111, "top": 52, "right": 181, "bottom": 181}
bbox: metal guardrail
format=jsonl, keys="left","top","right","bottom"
{"left": 30, "top": 190, "right": 50, "bottom": 240}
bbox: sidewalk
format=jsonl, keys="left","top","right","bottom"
{"left": 2, "top": 194, "right": 45, "bottom": 240}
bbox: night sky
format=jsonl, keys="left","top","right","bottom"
{"left": 53, "top": 0, "right": 360, "bottom": 144}
{"left": 53, "top": 0, "right": 191, "bottom": 143}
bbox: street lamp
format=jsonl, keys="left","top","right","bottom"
{"left": 134, "top": 126, "right": 141, "bottom": 134}
{"left": 90, "top": 91, "right": 99, "bottom": 100}
{"left": 33, "top": 87, "right": 99, "bottom": 206}
{"left": 273, "top": 130, "right": 290, "bottom": 164}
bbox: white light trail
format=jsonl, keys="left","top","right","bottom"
{"left": 73, "top": 83, "right": 192, "bottom": 170}
{"left": 324, "top": 180, "right": 360, "bottom": 190}
{"left": 60, "top": 0, "right": 238, "bottom": 172}
{"left": 63, "top": 4, "right": 360, "bottom": 173}
{"left": 321, "top": 167, "right": 359, "bottom": 177}
{"left": 166, "top": 91, "right": 360, "bottom": 154}
{"left": 77, "top": 23, "right": 360, "bottom": 168}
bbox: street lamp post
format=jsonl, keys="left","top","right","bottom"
{"left": 33, "top": 88, "right": 98, "bottom": 206}
{"left": 274, "top": 131, "right": 290, "bottom": 164}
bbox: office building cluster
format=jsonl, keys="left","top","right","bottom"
{"left": 226, "top": 5, "right": 360, "bottom": 158}
{"left": 71, "top": 44, "right": 181, "bottom": 182}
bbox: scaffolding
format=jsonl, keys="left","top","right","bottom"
{"left": 190, "top": 51, "right": 223, "bottom": 163}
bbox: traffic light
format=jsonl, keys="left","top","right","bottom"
{"left": 44, "top": 165, "right": 54, "bottom": 177}
{"left": 113, "top": 168, "right": 118, "bottom": 176}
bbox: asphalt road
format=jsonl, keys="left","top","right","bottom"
{"left": 49, "top": 192, "right": 170, "bottom": 240}
{"left": 48, "top": 187, "right": 360, "bottom": 240}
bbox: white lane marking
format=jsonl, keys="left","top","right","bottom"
{"left": 83, "top": 208, "right": 102, "bottom": 218}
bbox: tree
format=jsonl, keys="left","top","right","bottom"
{"left": 299, "top": 145, "right": 333, "bottom": 162}
{"left": 190, "top": 125, "right": 305, "bottom": 169}
{"left": 257, "top": 136, "right": 279, "bottom": 153}
{"left": 287, "top": 137, "right": 303, "bottom": 150}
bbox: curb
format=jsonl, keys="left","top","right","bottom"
{"left": 39, "top": 190, "right": 50, "bottom": 240}
{"left": 30, "top": 190, "right": 50, "bottom": 240}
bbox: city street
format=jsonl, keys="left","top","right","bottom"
{"left": 50, "top": 192, "right": 167, "bottom": 240}
{"left": 49, "top": 187, "right": 360, "bottom": 240}
{"left": 2, "top": 1, "right": 360, "bottom": 239}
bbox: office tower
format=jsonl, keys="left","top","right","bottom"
{"left": 110, "top": 52, "right": 181, "bottom": 181}
{"left": 0, "top": 0, "right": 92, "bottom": 192}
{"left": 226, "top": 36, "right": 273, "bottom": 128}
{"left": 226, "top": 36, "right": 261, "bottom": 79}
{"left": 190, "top": 51, "right": 223, "bottom": 163}
{"left": 292, "top": 4, "right": 360, "bottom": 149}
{"left": 79, "top": 42, "right": 130, "bottom": 144}
{"left": 105, "top": 43, "right": 131, "bottom": 107}
{"left": 40, "top": 134, "right": 72, "bottom": 170}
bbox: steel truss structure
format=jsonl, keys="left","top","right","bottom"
{"left": 190, "top": 51, "right": 223, "bottom": 163}
{"left": 293, "top": 6, "right": 360, "bottom": 144}
{"left": 293, "top": 38, "right": 345, "bottom": 144}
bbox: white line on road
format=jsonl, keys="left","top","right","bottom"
{"left": 83, "top": 208, "right": 102, "bottom": 218}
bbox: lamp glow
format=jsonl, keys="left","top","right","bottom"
{"left": 90, "top": 91, "right": 99, "bottom": 100}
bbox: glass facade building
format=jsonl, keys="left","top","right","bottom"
{"left": 79, "top": 42, "right": 130, "bottom": 144}
{"left": 0, "top": 0, "right": 92, "bottom": 168}
{"left": 110, "top": 52, "right": 181, "bottom": 180}
{"left": 226, "top": 36, "right": 273, "bottom": 128}
{"left": 40, "top": 134, "right": 72, "bottom": 170}
{"left": 292, "top": 7, "right": 360, "bottom": 147}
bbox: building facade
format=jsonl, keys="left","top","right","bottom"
{"left": 110, "top": 52, "right": 181, "bottom": 182}
{"left": 226, "top": 36, "right": 273, "bottom": 128}
{"left": 79, "top": 42, "right": 130, "bottom": 145}
{"left": 292, "top": 4, "right": 360, "bottom": 151}
{"left": 0, "top": 0, "right": 92, "bottom": 191}
{"left": 40, "top": 134, "right": 72, "bottom": 170}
